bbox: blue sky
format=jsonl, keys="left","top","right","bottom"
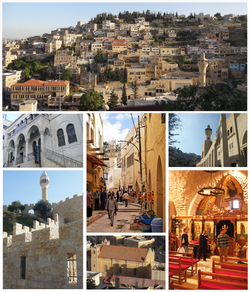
{"left": 170, "top": 113, "right": 230, "bottom": 155}
{"left": 3, "top": 170, "right": 83, "bottom": 205}
{"left": 101, "top": 113, "right": 142, "bottom": 143}
{"left": 3, "top": 2, "right": 247, "bottom": 39}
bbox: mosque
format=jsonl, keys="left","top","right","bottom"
{"left": 169, "top": 170, "right": 248, "bottom": 289}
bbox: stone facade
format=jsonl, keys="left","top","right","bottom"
{"left": 197, "top": 114, "right": 247, "bottom": 167}
{"left": 3, "top": 192, "right": 83, "bottom": 289}
{"left": 3, "top": 114, "right": 83, "bottom": 168}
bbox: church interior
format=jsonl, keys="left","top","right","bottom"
{"left": 168, "top": 170, "right": 248, "bottom": 290}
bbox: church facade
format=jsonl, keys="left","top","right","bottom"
{"left": 3, "top": 114, "right": 83, "bottom": 168}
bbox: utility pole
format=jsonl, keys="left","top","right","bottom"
{"left": 138, "top": 115, "right": 143, "bottom": 192}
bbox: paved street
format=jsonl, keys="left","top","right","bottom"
{"left": 87, "top": 202, "right": 143, "bottom": 233}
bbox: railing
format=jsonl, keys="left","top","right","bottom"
{"left": 28, "top": 153, "right": 35, "bottom": 162}
{"left": 44, "top": 148, "right": 83, "bottom": 168}
{"left": 16, "top": 156, "right": 24, "bottom": 165}
{"left": 6, "top": 161, "right": 14, "bottom": 167}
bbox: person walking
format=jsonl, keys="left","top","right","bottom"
{"left": 181, "top": 228, "right": 189, "bottom": 253}
{"left": 106, "top": 192, "right": 118, "bottom": 226}
{"left": 100, "top": 188, "right": 106, "bottom": 211}
{"left": 116, "top": 190, "right": 119, "bottom": 202}
{"left": 217, "top": 228, "right": 229, "bottom": 262}
{"left": 123, "top": 191, "right": 129, "bottom": 207}
{"left": 198, "top": 230, "right": 208, "bottom": 261}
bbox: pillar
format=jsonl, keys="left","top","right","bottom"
{"left": 40, "top": 131, "right": 45, "bottom": 167}
{"left": 25, "top": 138, "right": 30, "bottom": 164}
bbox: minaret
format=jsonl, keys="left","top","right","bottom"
{"left": 197, "top": 53, "right": 209, "bottom": 86}
{"left": 40, "top": 171, "right": 49, "bottom": 201}
{"left": 204, "top": 125, "right": 213, "bottom": 156}
{"left": 109, "top": 140, "right": 117, "bottom": 169}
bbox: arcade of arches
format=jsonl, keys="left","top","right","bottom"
{"left": 169, "top": 170, "right": 248, "bottom": 289}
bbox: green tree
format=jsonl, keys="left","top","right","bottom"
{"left": 107, "top": 90, "right": 119, "bottom": 110}
{"left": 79, "top": 91, "right": 103, "bottom": 111}
{"left": 87, "top": 278, "right": 96, "bottom": 289}
{"left": 94, "top": 50, "right": 104, "bottom": 63}
{"left": 33, "top": 200, "right": 51, "bottom": 216}
{"left": 169, "top": 113, "right": 182, "bottom": 146}
{"left": 7, "top": 201, "right": 25, "bottom": 213}
{"left": 61, "top": 69, "right": 72, "bottom": 81}
{"left": 121, "top": 83, "right": 127, "bottom": 105}
{"left": 131, "top": 79, "right": 139, "bottom": 99}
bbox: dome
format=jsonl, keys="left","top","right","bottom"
{"left": 40, "top": 171, "right": 49, "bottom": 186}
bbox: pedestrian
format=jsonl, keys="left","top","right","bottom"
{"left": 93, "top": 190, "right": 100, "bottom": 211}
{"left": 119, "top": 190, "right": 122, "bottom": 202}
{"left": 106, "top": 192, "right": 118, "bottom": 226}
{"left": 217, "top": 228, "right": 229, "bottom": 262}
{"left": 100, "top": 188, "right": 106, "bottom": 211}
{"left": 181, "top": 228, "right": 189, "bottom": 253}
{"left": 86, "top": 192, "right": 92, "bottom": 218}
{"left": 116, "top": 190, "right": 119, "bottom": 202}
{"left": 123, "top": 191, "right": 129, "bottom": 207}
{"left": 198, "top": 230, "right": 208, "bottom": 261}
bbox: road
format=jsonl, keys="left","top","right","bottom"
{"left": 87, "top": 202, "right": 142, "bottom": 233}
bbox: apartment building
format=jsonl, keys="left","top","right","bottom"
{"left": 11, "top": 79, "right": 70, "bottom": 101}
{"left": 3, "top": 70, "right": 22, "bottom": 92}
{"left": 45, "top": 39, "right": 62, "bottom": 53}
{"left": 54, "top": 50, "right": 77, "bottom": 66}
{"left": 127, "top": 65, "right": 146, "bottom": 83}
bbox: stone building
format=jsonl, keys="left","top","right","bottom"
{"left": 197, "top": 114, "right": 247, "bottom": 167}
{"left": 86, "top": 113, "right": 107, "bottom": 198}
{"left": 3, "top": 114, "right": 83, "bottom": 168}
{"left": 3, "top": 198, "right": 83, "bottom": 289}
{"left": 90, "top": 240, "right": 154, "bottom": 279}
{"left": 120, "top": 113, "right": 166, "bottom": 231}
{"left": 54, "top": 50, "right": 77, "bottom": 66}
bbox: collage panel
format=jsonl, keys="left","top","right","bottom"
{"left": 87, "top": 235, "right": 166, "bottom": 289}
{"left": 86, "top": 113, "right": 166, "bottom": 233}
{"left": 3, "top": 113, "right": 83, "bottom": 168}
{"left": 3, "top": 169, "right": 83, "bottom": 288}
{"left": 169, "top": 113, "right": 247, "bottom": 167}
{"left": 169, "top": 170, "right": 248, "bottom": 289}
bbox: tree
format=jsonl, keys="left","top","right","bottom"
{"left": 107, "top": 90, "right": 119, "bottom": 110}
{"left": 169, "top": 113, "right": 182, "bottom": 146}
{"left": 7, "top": 200, "right": 25, "bottom": 213}
{"left": 61, "top": 69, "right": 72, "bottom": 81}
{"left": 131, "top": 79, "right": 139, "bottom": 99}
{"left": 33, "top": 200, "right": 51, "bottom": 216}
{"left": 79, "top": 90, "right": 103, "bottom": 111}
{"left": 121, "top": 83, "right": 127, "bottom": 105}
{"left": 94, "top": 50, "right": 104, "bottom": 63}
{"left": 87, "top": 278, "right": 96, "bottom": 289}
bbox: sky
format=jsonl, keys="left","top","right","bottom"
{"left": 101, "top": 113, "right": 142, "bottom": 143}
{"left": 2, "top": 2, "right": 248, "bottom": 39}
{"left": 170, "top": 113, "right": 230, "bottom": 155}
{"left": 3, "top": 170, "right": 83, "bottom": 205}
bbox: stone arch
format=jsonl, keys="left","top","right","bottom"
{"left": 7, "top": 140, "right": 15, "bottom": 166}
{"left": 27, "top": 125, "right": 40, "bottom": 156}
{"left": 16, "top": 133, "right": 26, "bottom": 165}
{"left": 156, "top": 156, "right": 163, "bottom": 218}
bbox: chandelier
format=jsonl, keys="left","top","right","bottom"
{"left": 197, "top": 171, "right": 225, "bottom": 196}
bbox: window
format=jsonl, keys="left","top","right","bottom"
{"left": 57, "top": 129, "right": 65, "bottom": 147}
{"left": 67, "top": 253, "right": 77, "bottom": 283}
{"left": 20, "top": 256, "right": 26, "bottom": 279}
{"left": 230, "top": 200, "right": 240, "bottom": 210}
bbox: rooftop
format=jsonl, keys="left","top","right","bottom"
{"left": 99, "top": 245, "right": 148, "bottom": 262}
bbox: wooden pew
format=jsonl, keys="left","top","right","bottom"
{"left": 169, "top": 281, "right": 199, "bottom": 290}
{"left": 197, "top": 270, "right": 248, "bottom": 290}
{"left": 219, "top": 260, "right": 248, "bottom": 272}
{"left": 169, "top": 256, "right": 191, "bottom": 284}
{"left": 212, "top": 261, "right": 247, "bottom": 281}
{"left": 169, "top": 251, "right": 200, "bottom": 276}
{"left": 222, "top": 256, "right": 248, "bottom": 263}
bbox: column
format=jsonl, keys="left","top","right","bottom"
{"left": 14, "top": 145, "right": 18, "bottom": 166}
{"left": 40, "top": 131, "right": 45, "bottom": 167}
{"left": 25, "top": 138, "right": 30, "bottom": 164}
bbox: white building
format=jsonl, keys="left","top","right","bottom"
{"left": 3, "top": 114, "right": 83, "bottom": 168}
{"left": 106, "top": 140, "right": 121, "bottom": 192}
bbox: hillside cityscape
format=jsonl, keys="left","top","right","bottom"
{"left": 3, "top": 9, "right": 247, "bottom": 111}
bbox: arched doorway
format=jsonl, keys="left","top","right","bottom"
{"left": 241, "top": 131, "right": 247, "bottom": 166}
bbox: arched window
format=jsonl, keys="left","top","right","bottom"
{"left": 67, "top": 124, "right": 77, "bottom": 144}
{"left": 57, "top": 129, "right": 65, "bottom": 147}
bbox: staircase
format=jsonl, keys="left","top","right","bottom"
{"left": 44, "top": 148, "right": 83, "bottom": 168}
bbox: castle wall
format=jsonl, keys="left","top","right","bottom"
{"left": 3, "top": 215, "right": 83, "bottom": 289}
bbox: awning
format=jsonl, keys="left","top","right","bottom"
{"left": 87, "top": 154, "right": 107, "bottom": 167}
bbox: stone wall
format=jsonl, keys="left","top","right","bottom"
{"left": 3, "top": 214, "right": 83, "bottom": 289}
